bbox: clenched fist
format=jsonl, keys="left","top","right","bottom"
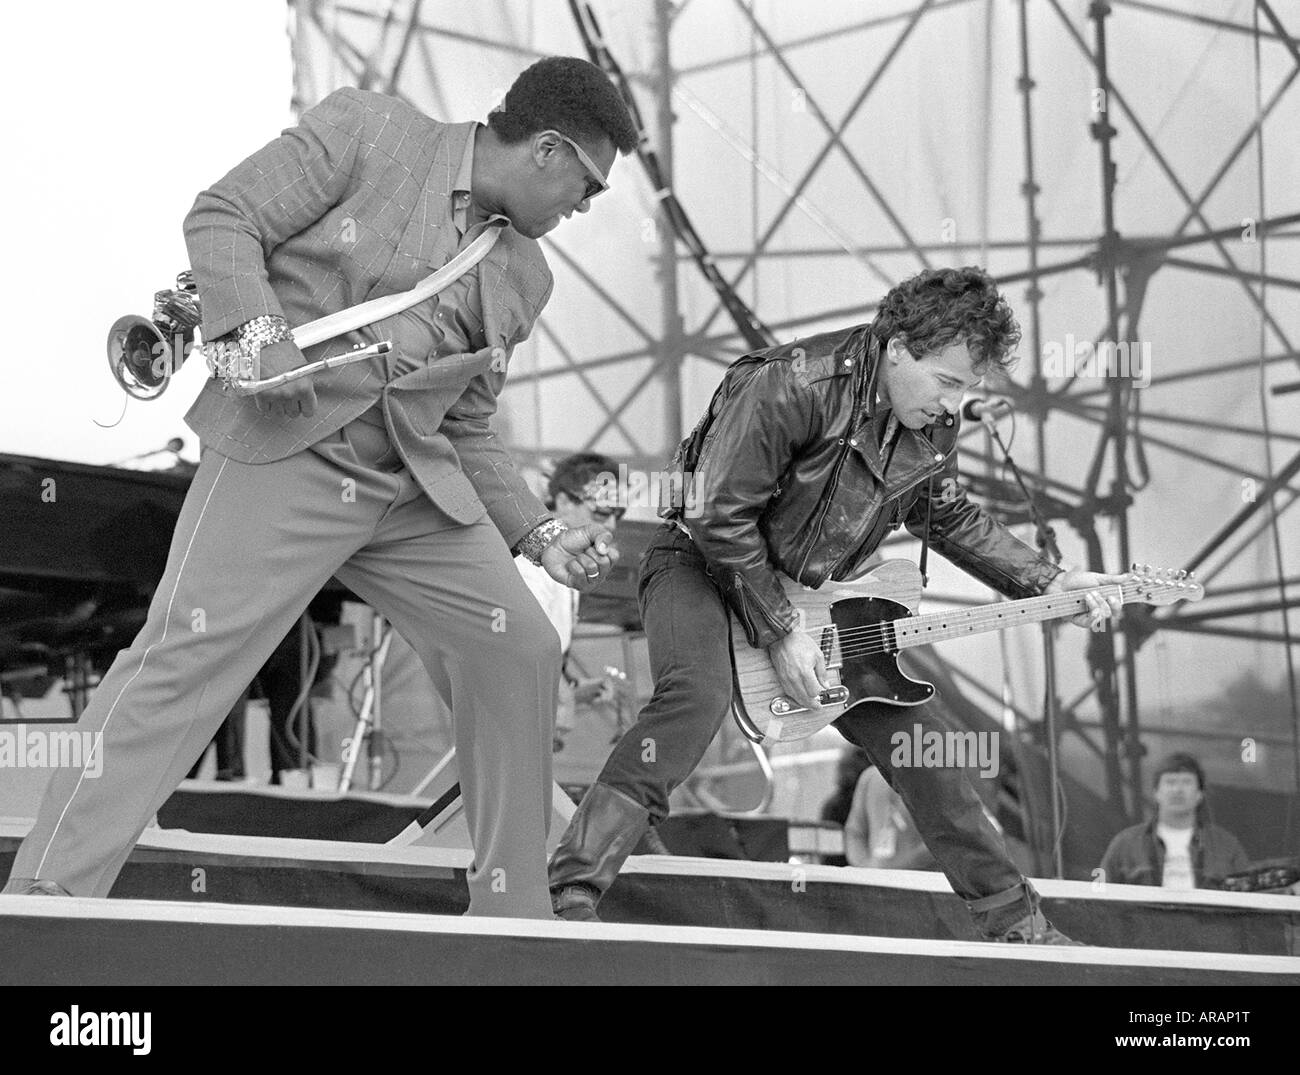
{"left": 252, "top": 339, "right": 317, "bottom": 419}
{"left": 542, "top": 523, "right": 620, "bottom": 592}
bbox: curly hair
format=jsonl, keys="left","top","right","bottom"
{"left": 489, "top": 56, "right": 638, "bottom": 155}
{"left": 872, "top": 266, "right": 1021, "bottom": 373}
{"left": 546, "top": 451, "right": 621, "bottom": 509}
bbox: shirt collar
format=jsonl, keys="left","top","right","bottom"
{"left": 452, "top": 124, "right": 478, "bottom": 233}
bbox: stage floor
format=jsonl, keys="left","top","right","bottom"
{"left": 3, "top": 816, "right": 1299, "bottom": 984}
{"left": 3, "top": 893, "right": 1297, "bottom": 986}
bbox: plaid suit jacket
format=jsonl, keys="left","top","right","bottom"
{"left": 183, "top": 88, "right": 554, "bottom": 545}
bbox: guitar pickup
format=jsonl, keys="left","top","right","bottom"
{"left": 770, "top": 685, "right": 849, "bottom": 715}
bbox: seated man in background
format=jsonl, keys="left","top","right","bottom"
{"left": 1099, "top": 752, "right": 1250, "bottom": 890}
{"left": 844, "top": 766, "right": 936, "bottom": 871}
{"left": 818, "top": 747, "right": 870, "bottom": 866}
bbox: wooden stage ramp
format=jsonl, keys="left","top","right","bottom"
{"left": 2, "top": 895, "right": 1298, "bottom": 986}
{"left": 3, "top": 821, "right": 1299, "bottom": 985}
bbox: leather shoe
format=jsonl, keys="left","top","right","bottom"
{"left": 992, "top": 908, "right": 1083, "bottom": 945}
{"left": 4, "top": 878, "right": 72, "bottom": 896}
{"left": 552, "top": 883, "right": 602, "bottom": 922}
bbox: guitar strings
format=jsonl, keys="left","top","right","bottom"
{"left": 820, "top": 581, "right": 1156, "bottom": 643}
{"left": 799, "top": 582, "right": 1164, "bottom": 660}
{"left": 826, "top": 584, "right": 1144, "bottom": 652}
{"left": 812, "top": 584, "right": 1132, "bottom": 646}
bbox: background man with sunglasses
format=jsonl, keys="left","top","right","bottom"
{"left": 515, "top": 453, "right": 626, "bottom": 750}
{"left": 4, "top": 57, "right": 639, "bottom": 919}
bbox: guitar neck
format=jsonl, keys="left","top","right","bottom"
{"left": 891, "top": 584, "right": 1133, "bottom": 649}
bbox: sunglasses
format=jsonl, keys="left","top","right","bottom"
{"left": 569, "top": 478, "right": 625, "bottom": 521}
{"left": 546, "top": 129, "right": 609, "bottom": 202}
{"left": 589, "top": 505, "right": 626, "bottom": 523}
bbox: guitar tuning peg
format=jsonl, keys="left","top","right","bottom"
{"left": 1176, "top": 569, "right": 1187, "bottom": 579}
{"left": 1163, "top": 567, "right": 1174, "bottom": 578}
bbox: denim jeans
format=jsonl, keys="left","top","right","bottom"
{"left": 595, "top": 522, "right": 1027, "bottom": 919}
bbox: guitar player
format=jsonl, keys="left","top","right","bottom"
{"left": 548, "top": 266, "right": 1127, "bottom": 943}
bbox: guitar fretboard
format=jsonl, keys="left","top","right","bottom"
{"left": 890, "top": 583, "right": 1131, "bottom": 649}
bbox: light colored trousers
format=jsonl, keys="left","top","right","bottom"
{"left": 7, "top": 422, "right": 560, "bottom": 917}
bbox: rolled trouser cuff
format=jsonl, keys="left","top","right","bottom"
{"left": 967, "top": 879, "right": 1038, "bottom": 937}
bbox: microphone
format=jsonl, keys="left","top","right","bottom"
{"left": 961, "top": 396, "right": 1014, "bottom": 422}
{"left": 112, "top": 437, "right": 188, "bottom": 466}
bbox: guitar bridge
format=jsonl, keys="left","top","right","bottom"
{"left": 770, "top": 685, "right": 849, "bottom": 715}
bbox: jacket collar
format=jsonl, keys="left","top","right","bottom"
{"left": 383, "top": 119, "right": 549, "bottom": 343}
{"left": 387, "top": 121, "right": 467, "bottom": 274}
{"left": 855, "top": 326, "right": 952, "bottom": 489}
{"left": 863, "top": 327, "right": 883, "bottom": 419}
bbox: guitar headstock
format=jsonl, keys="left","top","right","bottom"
{"left": 1126, "top": 564, "right": 1204, "bottom": 606}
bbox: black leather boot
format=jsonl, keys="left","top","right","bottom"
{"left": 549, "top": 782, "right": 651, "bottom": 922}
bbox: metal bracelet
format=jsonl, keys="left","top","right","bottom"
{"left": 237, "top": 314, "right": 293, "bottom": 351}
{"left": 515, "top": 518, "right": 569, "bottom": 566}
{"left": 201, "top": 337, "right": 252, "bottom": 387}
{"left": 202, "top": 315, "right": 295, "bottom": 389}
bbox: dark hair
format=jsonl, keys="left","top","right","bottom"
{"left": 546, "top": 451, "right": 621, "bottom": 509}
{"left": 1152, "top": 752, "right": 1206, "bottom": 790}
{"left": 488, "top": 57, "right": 638, "bottom": 155}
{"left": 872, "top": 266, "right": 1021, "bottom": 374}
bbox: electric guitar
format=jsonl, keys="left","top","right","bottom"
{"left": 730, "top": 562, "right": 1203, "bottom": 743}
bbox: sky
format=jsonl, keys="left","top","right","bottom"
{"left": 0, "top": 0, "right": 1295, "bottom": 758}
{"left": 0, "top": 1, "right": 294, "bottom": 467}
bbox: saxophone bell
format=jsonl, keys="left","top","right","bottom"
{"left": 107, "top": 272, "right": 201, "bottom": 400}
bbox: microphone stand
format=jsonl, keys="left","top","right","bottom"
{"left": 339, "top": 610, "right": 393, "bottom": 792}
{"left": 110, "top": 437, "right": 187, "bottom": 468}
{"left": 979, "top": 413, "right": 1066, "bottom": 879}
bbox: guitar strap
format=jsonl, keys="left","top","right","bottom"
{"left": 863, "top": 327, "right": 934, "bottom": 589}
{"left": 207, "top": 223, "right": 506, "bottom": 393}
{"left": 918, "top": 475, "right": 934, "bottom": 589}
{"left": 293, "top": 221, "right": 505, "bottom": 349}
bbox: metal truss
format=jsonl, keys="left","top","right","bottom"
{"left": 285, "top": 0, "right": 1300, "bottom": 868}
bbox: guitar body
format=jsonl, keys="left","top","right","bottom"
{"left": 730, "top": 560, "right": 935, "bottom": 743}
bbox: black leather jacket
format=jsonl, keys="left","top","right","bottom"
{"left": 663, "top": 323, "right": 1063, "bottom": 648}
